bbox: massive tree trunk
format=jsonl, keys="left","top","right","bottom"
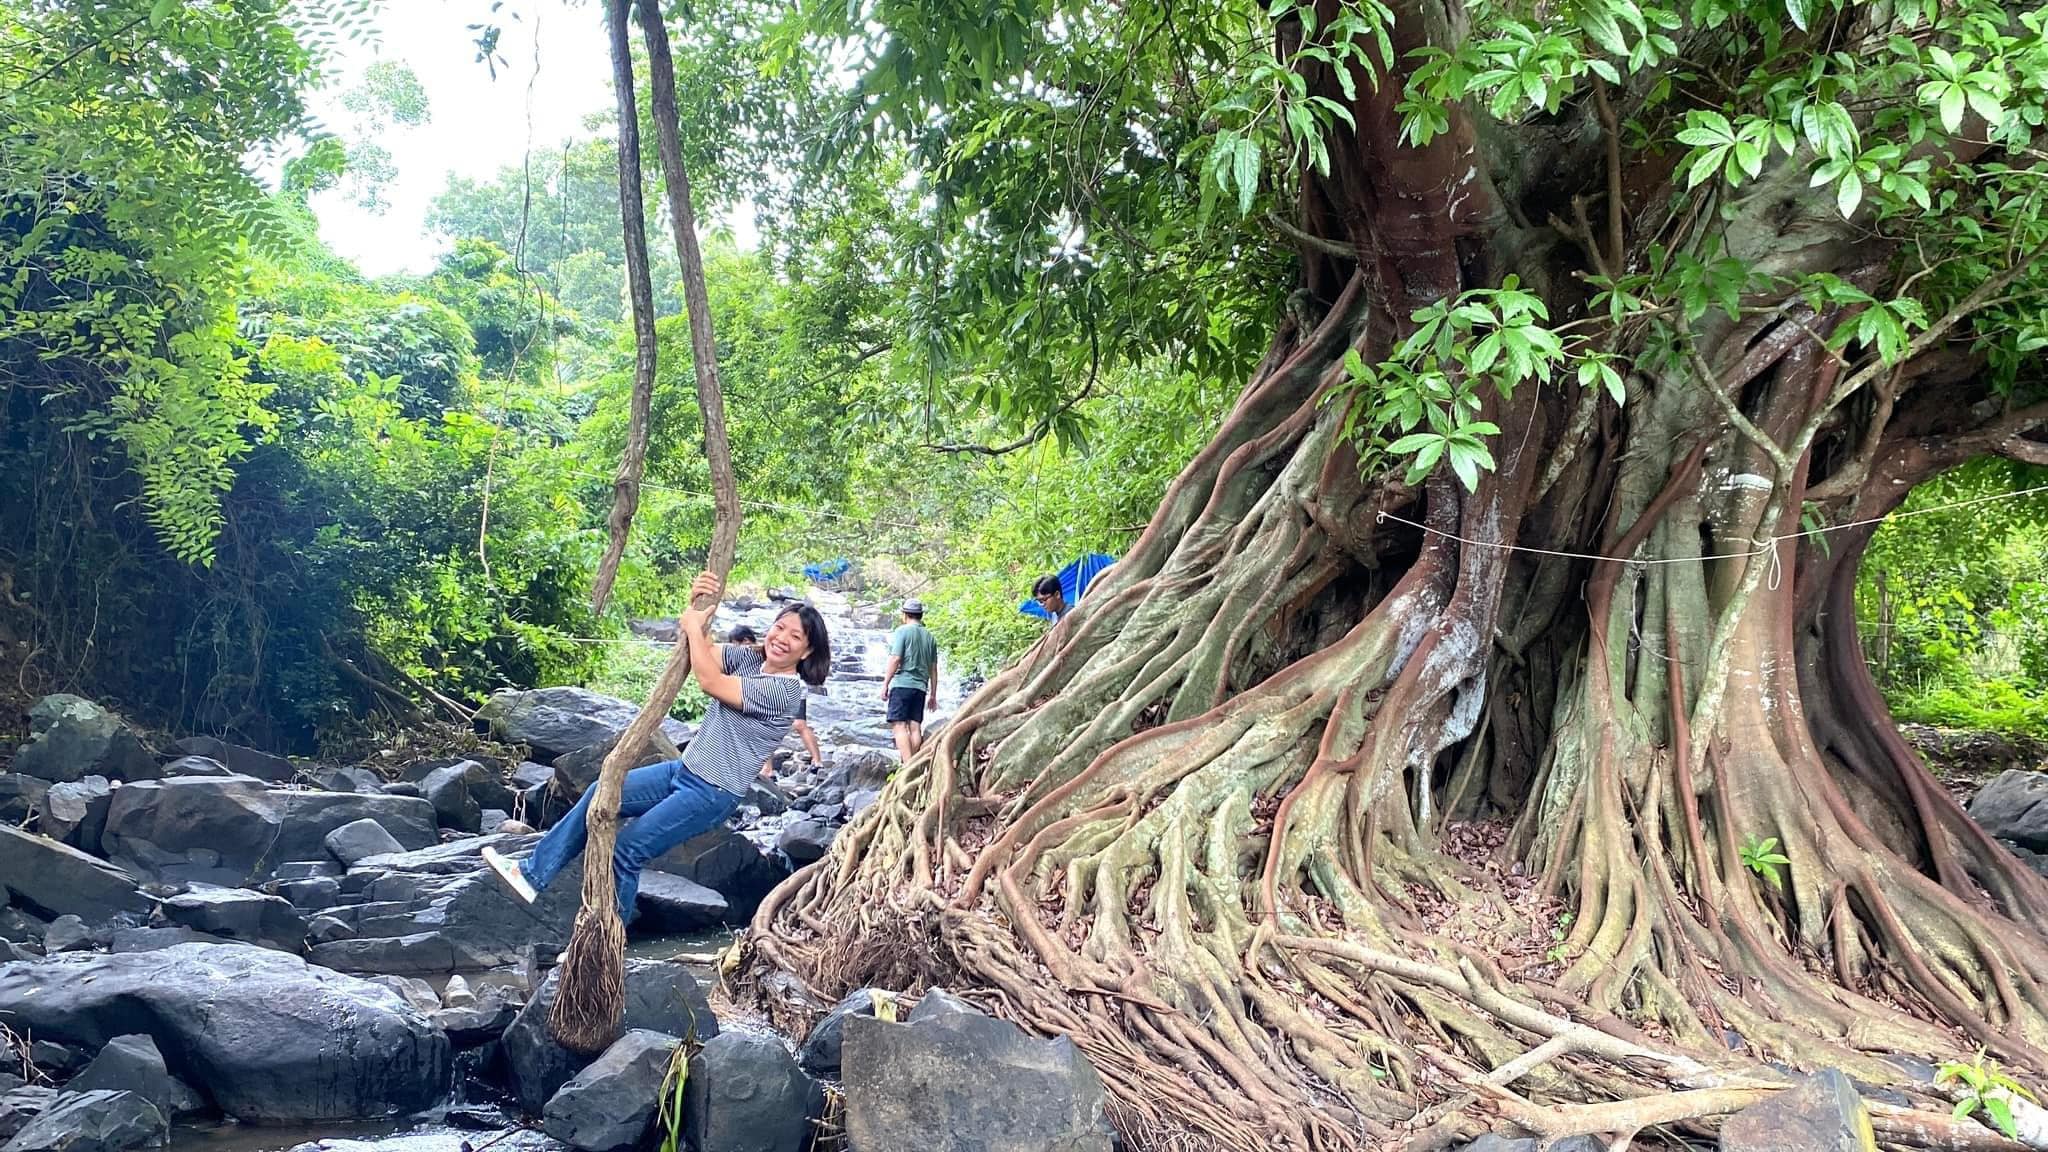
{"left": 745, "top": 3, "right": 2048, "bottom": 1148}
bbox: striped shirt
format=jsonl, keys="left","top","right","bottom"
{"left": 683, "top": 646, "right": 806, "bottom": 796}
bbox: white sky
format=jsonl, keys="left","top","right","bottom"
{"left": 303, "top": 1, "right": 756, "bottom": 278}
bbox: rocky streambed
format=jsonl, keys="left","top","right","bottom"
{"left": 0, "top": 588, "right": 1128, "bottom": 1152}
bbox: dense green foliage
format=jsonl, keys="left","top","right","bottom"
{"left": 9, "top": 0, "right": 2048, "bottom": 755}
{"left": 1859, "top": 460, "right": 2048, "bottom": 737}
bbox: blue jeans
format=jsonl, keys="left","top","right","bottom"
{"left": 519, "top": 760, "right": 739, "bottom": 921}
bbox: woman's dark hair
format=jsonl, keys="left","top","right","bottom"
{"left": 777, "top": 603, "right": 832, "bottom": 686}
{"left": 1032, "top": 573, "right": 1062, "bottom": 598}
{"left": 726, "top": 625, "right": 759, "bottom": 646}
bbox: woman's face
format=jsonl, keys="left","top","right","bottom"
{"left": 762, "top": 612, "right": 811, "bottom": 670}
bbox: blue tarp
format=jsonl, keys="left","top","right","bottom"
{"left": 802, "top": 558, "right": 853, "bottom": 585}
{"left": 1020, "top": 553, "right": 1116, "bottom": 620}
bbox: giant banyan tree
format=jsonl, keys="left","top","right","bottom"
{"left": 743, "top": 0, "right": 2048, "bottom": 1146}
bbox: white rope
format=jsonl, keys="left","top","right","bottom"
{"left": 1372, "top": 480, "right": 2048, "bottom": 568}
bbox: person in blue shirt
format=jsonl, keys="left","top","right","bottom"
{"left": 1021, "top": 553, "right": 1115, "bottom": 623}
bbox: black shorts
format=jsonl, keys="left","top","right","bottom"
{"left": 886, "top": 686, "right": 928, "bottom": 725}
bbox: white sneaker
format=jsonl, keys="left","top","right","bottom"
{"left": 482, "top": 845, "right": 538, "bottom": 905}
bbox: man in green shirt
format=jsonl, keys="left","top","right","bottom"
{"left": 881, "top": 598, "right": 939, "bottom": 763}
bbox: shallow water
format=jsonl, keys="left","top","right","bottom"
{"left": 172, "top": 1122, "right": 566, "bottom": 1152}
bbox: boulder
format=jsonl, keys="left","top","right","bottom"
{"left": 684, "top": 1030, "right": 814, "bottom": 1152}
{"left": 432, "top": 997, "right": 519, "bottom": 1050}
{"left": 842, "top": 1011, "right": 1114, "bottom": 1152}
{"left": 649, "top": 826, "right": 787, "bottom": 917}
{"left": 511, "top": 762, "right": 555, "bottom": 791}
{"left": 0, "top": 776, "right": 49, "bottom": 826}
{"left": 107, "top": 928, "right": 225, "bottom": 954}
{"left": 632, "top": 872, "right": 729, "bottom": 933}
{"left": 835, "top": 750, "right": 896, "bottom": 791}
{"left": 304, "top": 932, "right": 498, "bottom": 976}
{"left": 0, "top": 911, "right": 46, "bottom": 948}
{"left": 274, "top": 877, "right": 340, "bottom": 911}
{"left": 159, "top": 758, "right": 232, "bottom": 778}
{"left": 100, "top": 777, "right": 278, "bottom": 886}
{"left": 1720, "top": 1070, "right": 1875, "bottom": 1152}
{"left": 0, "top": 827, "right": 152, "bottom": 925}
{"left": 0, "top": 943, "right": 449, "bottom": 1123}
{"left": 366, "top": 976, "right": 441, "bottom": 1013}
{"left": 13, "top": 696, "right": 156, "bottom": 785}
{"left": 324, "top": 818, "right": 406, "bottom": 865}
{"left": 477, "top": 687, "right": 693, "bottom": 762}
{"left": 42, "top": 917, "right": 93, "bottom": 954}
{"left": 797, "top": 988, "right": 877, "bottom": 1079}
{"left": 777, "top": 818, "right": 838, "bottom": 864}
{"left": 909, "top": 988, "right": 983, "bottom": 1022}
{"left": 309, "top": 767, "right": 385, "bottom": 794}
{"left": 270, "top": 793, "right": 436, "bottom": 868}
{"left": 0, "top": 1089, "right": 54, "bottom": 1142}
{"left": 160, "top": 888, "right": 306, "bottom": 953}
{"left": 550, "top": 732, "right": 670, "bottom": 800}
{"left": 0, "top": 1091, "right": 165, "bottom": 1152}
{"left": 67, "top": 1035, "right": 206, "bottom": 1119}
{"left": 274, "top": 861, "right": 343, "bottom": 880}
{"left": 1970, "top": 769, "right": 2048, "bottom": 853}
{"left": 171, "top": 737, "right": 294, "bottom": 784}
{"left": 420, "top": 764, "right": 483, "bottom": 834}
{"left": 39, "top": 779, "right": 111, "bottom": 854}
{"left": 503, "top": 960, "right": 719, "bottom": 1114}
{"left": 25, "top": 1044, "right": 83, "bottom": 1078}
{"left": 746, "top": 780, "right": 788, "bottom": 817}
{"left": 541, "top": 1030, "right": 678, "bottom": 1152}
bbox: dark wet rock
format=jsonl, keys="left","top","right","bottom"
{"left": 909, "top": 988, "right": 983, "bottom": 1022}
{"left": 1969, "top": 769, "right": 2048, "bottom": 853}
{"left": 106, "top": 927, "right": 225, "bottom": 954}
{"left": 160, "top": 888, "right": 306, "bottom": 952}
{"left": 39, "top": 779, "right": 111, "bottom": 854}
{"left": 323, "top": 818, "right": 407, "bottom": 866}
{"left": 0, "top": 1088, "right": 54, "bottom": 1142}
{"left": 305, "top": 915, "right": 354, "bottom": 946}
{"left": 305, "top": 932, "right": 497, "bottom": 975}
{"left": 14, "top": 696, "right": 157, "bottom": 785}
{"left": 541, "top": 1030, "right": 678, "bottom": 1152}
{"left": 433, "top": 997, "right": 520, "bottom": 1049}
{"left": 26, "top": 1043, "right": 85, "bottom": 1077}
{"left": 420, "top": 765, "right": 483, "bottom": 834}
{"left": 648, "top": 825, "right": 786, "bottom": 918}
{"left": 808, "top": 803, "right": 845, "bottom": 823}
{"left": 684, "top": 1030, "right": 814, "bottom": 1152}
{"left": 0, "top": 827, "right": 152, "bottom": 925}
{"left": 41, "top": 917, "right": 93, "bottom": 954}
{"left": 776, "top": 818, "right": 837, "bottom": 864}
{"left": 746, "top": 780, "right": 789, "bottom": 817}
{"left": 834, "top": 750, "right": 895, "bottom": 791}
{"left": 842, "top": 1010, "right": 1114, "bottom": 1152}
{"left": 269, "top": 793, "right": 436, "bottom": 869}
{"left": 0, "top": 776, "right": 49, "bottom": 826}
{"left": 0, "top": 942, "right": 40, "bottom": 963}
{"left": 274, "top": 877, "right": 340, "bottom": 911}
{"left": 512, "top": 762, "right": 554, "bottom": 791}
{"left": 101, "top": 777, "right": 278, "bottom": 886}
{"left": 1719, "top": 1069, "right": 1872, "bottom": 1152}
{"left": 309, "top": 768, "right": 385, "bottom": 794}
{"left": 797, "top": 988, "right": 876, "bottom": 1079}
{"left": 170, "top": 737, "right": 294, "bottom": 784}
{"left": 632, "top": 872, "right": 728, "bottom": 933}
{"left": 0, "top": 1077, "right": 19, "bottom": 1096}
{"left": 0, "top": 943, "right": 449, "bottom": 1122}
{"left": 160, "top": 758, "right": 232, "bottom": 778}
{"left": 68, "top": 1035, "right": 206, "bottom": 1119}
{"left": 366, "top": 976, "right": 441, "bottom": 1013}
{"left": 549, "top": 733, "right": 671, "bottom": 800}
{"left": 477, "top": 687, "right": 692, "bottom": 763}
{"left": 845, "top": 788, "right": 883, "bottom": 819}
{"left": 0, "top": 1090, "right": 166, "bottom": 1152}
{"left": 273, "top": 861, "right": 343, "bottom": 880}
{"left": 503, "top": 960, "right": 718, "bottom": 1114}
{"left": 481, "top": 809, "right": 512, "bottom": 832}
{"left": 381, "top": 783, "right": 422, "bottom": 799}
{"left": 0, "top": 910, "right": 46, "bottom": 948}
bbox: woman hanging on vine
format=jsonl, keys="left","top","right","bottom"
{"left": 484, "top": 572, "right": 831, "bottom": 919}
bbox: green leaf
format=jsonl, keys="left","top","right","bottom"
{"left": 1985, "top": 1096, "right": 2017, "bottom": 1139}
{"left": 1836, "top": 170, "right": 1863, "bottom": 218}
{"left": 1940, "top": 84, "right": 1967, "bottom": 134}
{"left": 1953, "top": 1098, "right": 1980, "bottom": 1120}
{"left": 1785, "top": 0, "right": 1811, "bottom": 31}
{"left": 1232, "top": 136, "right": 1261, "bottom": 216}
{"left": 1385, "top": 432, "right": 1443, "bottom": 455}
{"left": 1448, "top": 441, "right": 1481, "bottom": 490}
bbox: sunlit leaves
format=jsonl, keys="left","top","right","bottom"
{"left": 1916, "top": 46, "right": 2010, "bottom": 135}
